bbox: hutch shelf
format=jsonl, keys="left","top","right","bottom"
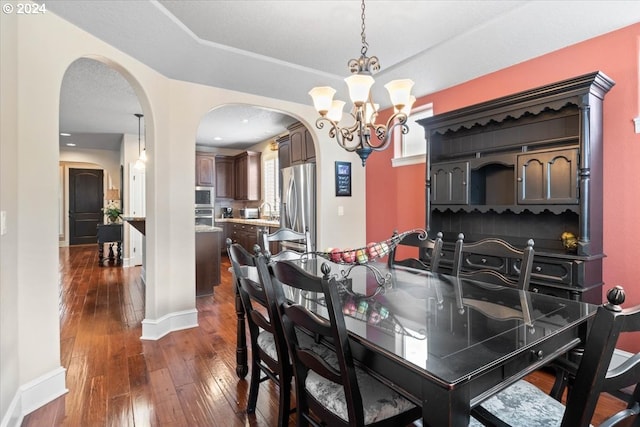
{"left": 418, "top": 71, "right": 614, "bottom": 304}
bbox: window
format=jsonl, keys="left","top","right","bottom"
{"left": 392, "top": 103, "right": 434, "bottom": 167}
{"left": 264, "top": 157, "right": 280, "bottom": 217}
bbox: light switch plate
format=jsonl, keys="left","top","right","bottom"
{"left": 338, "top": 206, "right": 344, "bottom": 216}
{"left": 1, "top": 211, "right": 6, "bottom": 235}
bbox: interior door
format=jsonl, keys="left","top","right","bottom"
{"left": 129, "top": 164, "right": 145, "bottom": 266}
{"left": 69, "top": 168, "right": 103, "bottom": 245}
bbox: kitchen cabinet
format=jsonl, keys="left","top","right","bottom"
{"left": 228, "top": 222, "right": 259, "bottom": 252}
{"left": 196, "top": 152, "right": 215, "bottom": 187}
{"left": 195, "top": 229, "right": 221, "bottom": 296}
{"left": 277, "top": 134, "right": 291, "bottom": 169}
{"left": 419, "top": 72, "right": 614, "bottom": 303}
{"left": 215, "top": 155, "right": 235, "bottom": 199}
{"left": 287, "top": 122, "right": 315, "bottom": 165}
{"left": 234, "top": 151, "right": 261, "bottom": 201}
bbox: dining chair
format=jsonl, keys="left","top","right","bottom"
{"left": 469, "top": 285, "right": 640, "bottom": 427}
{"left": 264, "top": 257, "right": 423, "bottom": 427}
{"left": 387, "top": 230, "right": 444, "bottom": 273}
{"left": 262, "top": 226, "right": 312, "bottom": 261}
{"left": 226, "top": 240, "right": 294, "bottom": 427}
{"left": 452, "top": 233, "right": 535, "bottom": 291}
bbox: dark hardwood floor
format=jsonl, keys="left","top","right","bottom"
{"left": 21, "top": 245, "right": 628, "bottom": 426}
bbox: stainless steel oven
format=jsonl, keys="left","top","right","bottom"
{"left": 195, "top": 207, "right": 214, "bottom": 227}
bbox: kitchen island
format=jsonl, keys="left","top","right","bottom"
{"left": 195, "top": 225, "right": 223, "bottom": 296}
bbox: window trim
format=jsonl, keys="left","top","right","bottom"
{"left": 392, "top": 102, "right": 433, "bottom": 168}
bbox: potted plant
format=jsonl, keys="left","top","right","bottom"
{"left": 102, "top": 203, "right": 122, "bottom": 224}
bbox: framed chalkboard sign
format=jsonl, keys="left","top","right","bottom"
{"left": 335, "top": 161, "right": 352, "bottom": 197}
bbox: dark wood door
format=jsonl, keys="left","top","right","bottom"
{"left": 69, "top": 168, "right": 103, "bottom": 245}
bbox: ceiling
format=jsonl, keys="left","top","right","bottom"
{"left": 51, "top": 0, "right": 640, "bottom": 152}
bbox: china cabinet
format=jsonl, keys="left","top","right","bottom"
{"left": 418, "top": 72, "right": 614, "bottom": 303}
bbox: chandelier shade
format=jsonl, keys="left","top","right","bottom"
{"left": 308, "top": 0, "right": 415, "bottom": 166}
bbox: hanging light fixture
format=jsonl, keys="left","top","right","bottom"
{"left": 133, "top": 113, "right": 146, "bottom": 170}
{"left": 309, "top": 0, "right": 415, "bottom": 166}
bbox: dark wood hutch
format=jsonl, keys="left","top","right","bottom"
{"left": 418, "top": 72, "right": 614, "bottom": 304}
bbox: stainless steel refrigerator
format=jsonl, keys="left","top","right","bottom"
{"left": 280, "top": 163, "right": 316, "bottom": 252}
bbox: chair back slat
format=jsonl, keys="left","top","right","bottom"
{"left": 560, "top": 287, "right": 640, "bottom": 426}
{"left": 226, "top": 239, "right": 294, "bottom": 427}
{"left": 452, "top": 233, "right": 535, "bottom": 291}
{"left": 266, "top": 259, "right": 366, "bottom": 425}
{"left": 388, "top": 230, "right": 444, "bottom": 273}
{"left": 263, "top": 227, "right": 311, "bottom": 260}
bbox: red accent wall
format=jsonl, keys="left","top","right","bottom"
{"left": 367, "top": 23, "right": 640, "bottom": 352}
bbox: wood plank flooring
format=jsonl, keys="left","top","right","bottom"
{"left": 21, "top": 245, "right": 629, "bottom": 426}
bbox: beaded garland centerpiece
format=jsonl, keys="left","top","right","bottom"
{"left": 305, "top": 228, "right": 430, "bottom": 296}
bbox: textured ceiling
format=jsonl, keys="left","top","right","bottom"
{"left": 49, "top": 0, "right": 640, "bottom": 152}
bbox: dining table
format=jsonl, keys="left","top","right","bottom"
{"left": 233, "top": 257, "right": 597, "bottom": 427}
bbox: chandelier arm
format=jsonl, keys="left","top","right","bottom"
{"left": 315, "top": 117, "right": 362, "bottom": 153}
{"left": 367, "top": 112, "right": 408, "bottom": 151}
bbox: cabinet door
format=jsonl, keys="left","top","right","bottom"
{"left": 234, "top": 155, "right": 248, "bottom": 200}
{"left": 277, "top": 136, "right": 291, "bottom": 169}
{"left": 290, "top": 128, "right": 304, "bottom": 164}
{"left": 233, "top": 152, "right": 261, "bottom": 201}
{"left": 196, "top": 153, "right": 215, "bottom": 187}
{"left": 431, "top": 161, "right": 469, "bottom": 204}
{"left": 288, "top": 122, "right": 314, "bottom": 165}
{"left": 303, "top": 129, "right": 315, "bottom": 162}
{"left": 215, "top": 156, "right": 234, "bottom": 198}
{"left": 517, "top": 149, "right": 578, "bottom": 204}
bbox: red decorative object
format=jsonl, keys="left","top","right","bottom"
{"left": 314, "top": 229, "right": 427, "bottom": 265}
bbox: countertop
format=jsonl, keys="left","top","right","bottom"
{"left": 195, "top": 225, "right": 223, "bottom": 233}
{"left": 215, "top": 218, "right": 281, "bottom": 227}
{"left": 123, "top": 216, "right": 146, "bottom": 235}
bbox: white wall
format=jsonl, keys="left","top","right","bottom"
{"left": 1, "top": 5, "right": 21, "bottom": 424}
{"left": 0, "top": 4, "right": 366, "bottom": 423}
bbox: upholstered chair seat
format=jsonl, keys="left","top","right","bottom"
{"left": 468, "top": 380, "right": 592, "bottom": 427}
{"left": 305, "top": 368, "right": 417, "bottom": 425}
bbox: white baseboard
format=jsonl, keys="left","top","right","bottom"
{"left": 1, "top": 367, "right": 67, "bottom": 427}
{"left": 140, "top": 309, "right": 198, "bottom": 340}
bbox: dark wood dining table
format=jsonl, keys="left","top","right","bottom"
{"left": 233, "top": 258, "right": 597, "bottom": 427}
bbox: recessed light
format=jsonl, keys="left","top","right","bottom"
{"left": 60, "top": 132, "right": 71, "bottom": 136}
{"left": 214, "top": 136, "right": 222, "bottom": 141}
{"left": 242, "top": 119, "right": 249, "bottom": 124}
{"left": 66, "top": 143, "right": 76, "bottom": 147}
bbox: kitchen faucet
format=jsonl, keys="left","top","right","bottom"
{"left": 258, "top": 202, "right": 274, "bottom": 221}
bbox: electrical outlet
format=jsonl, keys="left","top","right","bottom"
{"left": 338, "top": 206, "right": 344, "bottom": 216}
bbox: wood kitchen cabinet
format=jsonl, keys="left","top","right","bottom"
{"left": 277, "top": 134, "right": 291, "bottom": 169}
{"left": 228, "top": 222, "right": 259, "bottom": 251}
{"left": 419, "top": 72, "right": 614, "bottom": 304}
{"left": 196, "top": 152, "right": 215, "bottom": 187}
{"left": 234, "top": 151, "right": 261, "bottom": 201}
{"left": 215, "top": 155, "right": 235, "bottom": 199}
{"left": 287, "top": 122, "right": 315, "bottom": 165}
{"left": 195, "top": 229, "right": 221, "bottom": 296}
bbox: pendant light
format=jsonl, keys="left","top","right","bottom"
{"left": 134, "top": 113, "right": 145, "bottom": 170}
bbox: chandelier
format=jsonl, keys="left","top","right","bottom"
{"left": 308, "top": 0, "right": 415, "bottom": 166}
